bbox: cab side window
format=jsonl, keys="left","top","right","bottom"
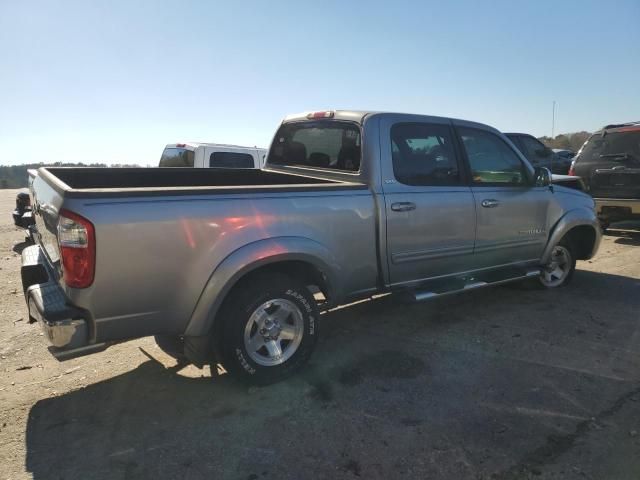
{"left": 391, "top": 123, "right": 461, "bottom": 186}
{"left": 459, "top": 128, "right": 529, "bottom": 186}
{"left": 210, "top": 152, "right": 254, "bottom": 168}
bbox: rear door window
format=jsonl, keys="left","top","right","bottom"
{"left": 209, "top": 152, "right": 255, "bottom": 168}
{"left": 459, "top": 127, "right": 530, "bottom": 186}
{"left": 390, "top": 123, "right": 461, "bottom": 186}
{"left": 159, "top": 148, "right": 194, "bottom": 167}
{"left": 577, "top": 130, "right": 640, "bottom": 164}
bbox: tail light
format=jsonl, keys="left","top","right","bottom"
{"left": 57, "top": 210, "right": 95, "bottom": 288}
{"left": 568, "top": 162, "right": 576, "bottom": 176}
{"left": 306, "top": 111, "right": 334, "bottom": 119}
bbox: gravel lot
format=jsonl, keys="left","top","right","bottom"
{"left": 0, "top": 188, "right": 639, "bottom": 480}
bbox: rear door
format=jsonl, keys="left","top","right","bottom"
{"left": 575, "top": 128, "right": 640, "bottom": 199}
{"left": 456, "top": 124, "right": 551, "bottom": 268}
{"left": 381, "top": 116, "right": 476, "bottom": 285}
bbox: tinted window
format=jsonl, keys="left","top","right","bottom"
{"left": 577, "top": 130, "right": 640, "bottom": 164}
{"left": 506, "top": 135, "right": 525, "bottom": 153}
{"left": 268, "top": 121, "right": 361, "bottom": 172}
{"left": 459, "top": 128, "right": 529, "bottom": 185}
{"left": 391, "top": 123, "right": 460, "bottom": 186}
{"left": 519, "top": 135, "right": 549, "bottom": 164}
{"left": 210, "top": 152, "right": 254, "bottom": 168}
{"left": 159, "top": 148, "right": 194, "bottom": 167}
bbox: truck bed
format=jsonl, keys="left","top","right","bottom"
{"left": 40, "top": 167, "right": 366, "bottom": 198}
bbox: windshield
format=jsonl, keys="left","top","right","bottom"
{"left": 578, "top": 129, "right": 640, "bottom": 163}
{"left": 267, "top": 121, "right": 361, "bottom": 172}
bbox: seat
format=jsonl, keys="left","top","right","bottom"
{"left": 308, "top": 152, "right": 331, "bottom": 167}
{"left": 286, "top": 141, "right": 307, "bottom": 164}
{"left": 337, "top": 145, "right": 361, "bottom": 171}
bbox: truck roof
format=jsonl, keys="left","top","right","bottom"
{"left": 165, "top": 142, "right": 266, "bottom": 150}
{"left": 282, "top": 110, "right": 500, "bottom": 133}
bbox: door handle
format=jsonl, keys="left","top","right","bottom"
{"left": 481, "top": 199, "right": 499, "bottom": 208}
{"left": 391, "top": 202, "right": 416, "bottom": 212}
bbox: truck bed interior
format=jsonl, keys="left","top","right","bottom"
{"left": 44, "top": 167, "right": 349, "bottom": 189}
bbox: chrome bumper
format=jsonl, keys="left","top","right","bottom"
{"left": 21, "top": 245, "right": 106, "bottom": 359}
{"left": 595, "top": 198, "right": 640, "bottom": 216}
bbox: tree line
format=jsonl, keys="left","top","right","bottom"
{"left": 0, "top": 162, "right": 141, "bottom": 189}
{"left": 538, "top": 131, "right": 591, "bottom": 153}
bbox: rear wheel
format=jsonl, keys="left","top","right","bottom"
{"left": 218, "top": 273, "right": 319, "bottom": 385}
{"left": 538, "top": 240, "right": 576, "bottom": 288}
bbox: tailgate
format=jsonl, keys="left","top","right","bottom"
{"left": 590, "top": 167, "right": 640, "bottom": 198}
{"left": 30, "top": 170, "right": 64, "bottom": 274}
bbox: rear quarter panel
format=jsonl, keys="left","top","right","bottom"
{"left": 62, "top": 189, "right": 377, "bottom": 342}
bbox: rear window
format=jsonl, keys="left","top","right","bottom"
{"left": 267, "top": 121, "right": 361, "bottom": 172}
{"left": 577, "top": 129, "right": 640, "bottom": 163}
{"left": 159, "top": 148, "right": 194, "bottom": 167}
{"left": 210, "top": 152, "right": 254, "bottom": 168}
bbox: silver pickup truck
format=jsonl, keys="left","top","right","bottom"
{"left": 22, "top": 110, "right": 601, "bottom": 384}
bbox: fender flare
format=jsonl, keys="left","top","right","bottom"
{"left": 542, "top": 207, "right": 601, "bottom": 263}
{"left": 184, "top": 236, "right": 340, "bottom": 337}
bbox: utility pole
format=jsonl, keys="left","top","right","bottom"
{"left": 550, "top": 101, "right": 556, "bottom": 172}
{"left": 551, "top": 101, "right": 556, "bottom": 139}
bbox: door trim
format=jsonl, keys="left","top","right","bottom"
{"left": 473, "top": 237, "right": 545, "bottom": 254}
{"left": 388, "top": 258, "right": 540, "bottom": 288}
{"left": 392, "top": 244, "right": 475, "bottom": 263}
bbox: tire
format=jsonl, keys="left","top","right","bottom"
{"left": 154, "top": 334, "right": 187, "bottom": 362}
{"left": 538, "top": 238, "right": 576, "bottom": 289}
{"left": 217, "top": 273, "right": 319, "bottom": 385}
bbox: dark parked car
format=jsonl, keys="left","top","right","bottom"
{"left": 12, "top": 188, "right": 35, "bottom": 241}
{"left": 506, "top": 133, "right": 571, "bottom": 174}
{"left": 570, "top": 122, "right": 640, "bottom": 229}
{"left": 553, "top": 149, "right": 576, "bottom": 161}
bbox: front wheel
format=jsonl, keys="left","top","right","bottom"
{"left": 538, "top": 241, "right": 576, "bottom": 288}
{"left": 218, "top": 273, "right": 319, "bottom": 385}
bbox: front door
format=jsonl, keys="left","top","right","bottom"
{"left": 381, "top": 117, "right": 477, "bottom": 286}
{"left": 456, "top": 125, "right": 551, "bottom": 268}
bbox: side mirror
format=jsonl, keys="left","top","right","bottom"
{"left": 535, "top": 166, "right": 552, "bottom": 187}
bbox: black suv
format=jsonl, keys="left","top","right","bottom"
{"left": 505, "top": 133, "right": 571, "bottom": 174}
{"left": 570, "top": 122, "right": 640, "bottom": 228}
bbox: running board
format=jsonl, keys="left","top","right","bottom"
{"left": 410, "top": 267, "right": 541, "bottom": 302}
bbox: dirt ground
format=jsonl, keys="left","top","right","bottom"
{"left": 0, "top": 188, "right": 639, "bottom": 480}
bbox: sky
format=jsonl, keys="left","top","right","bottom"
{"left": 1, "top": 0, "right": 639, "bottom": 166}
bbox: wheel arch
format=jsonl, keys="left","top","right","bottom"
{"left": 543, "top": 207, "right": 602, "bottom": 262}
{"left": 184, "top": 237, "right": 339, "bottom": 339}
